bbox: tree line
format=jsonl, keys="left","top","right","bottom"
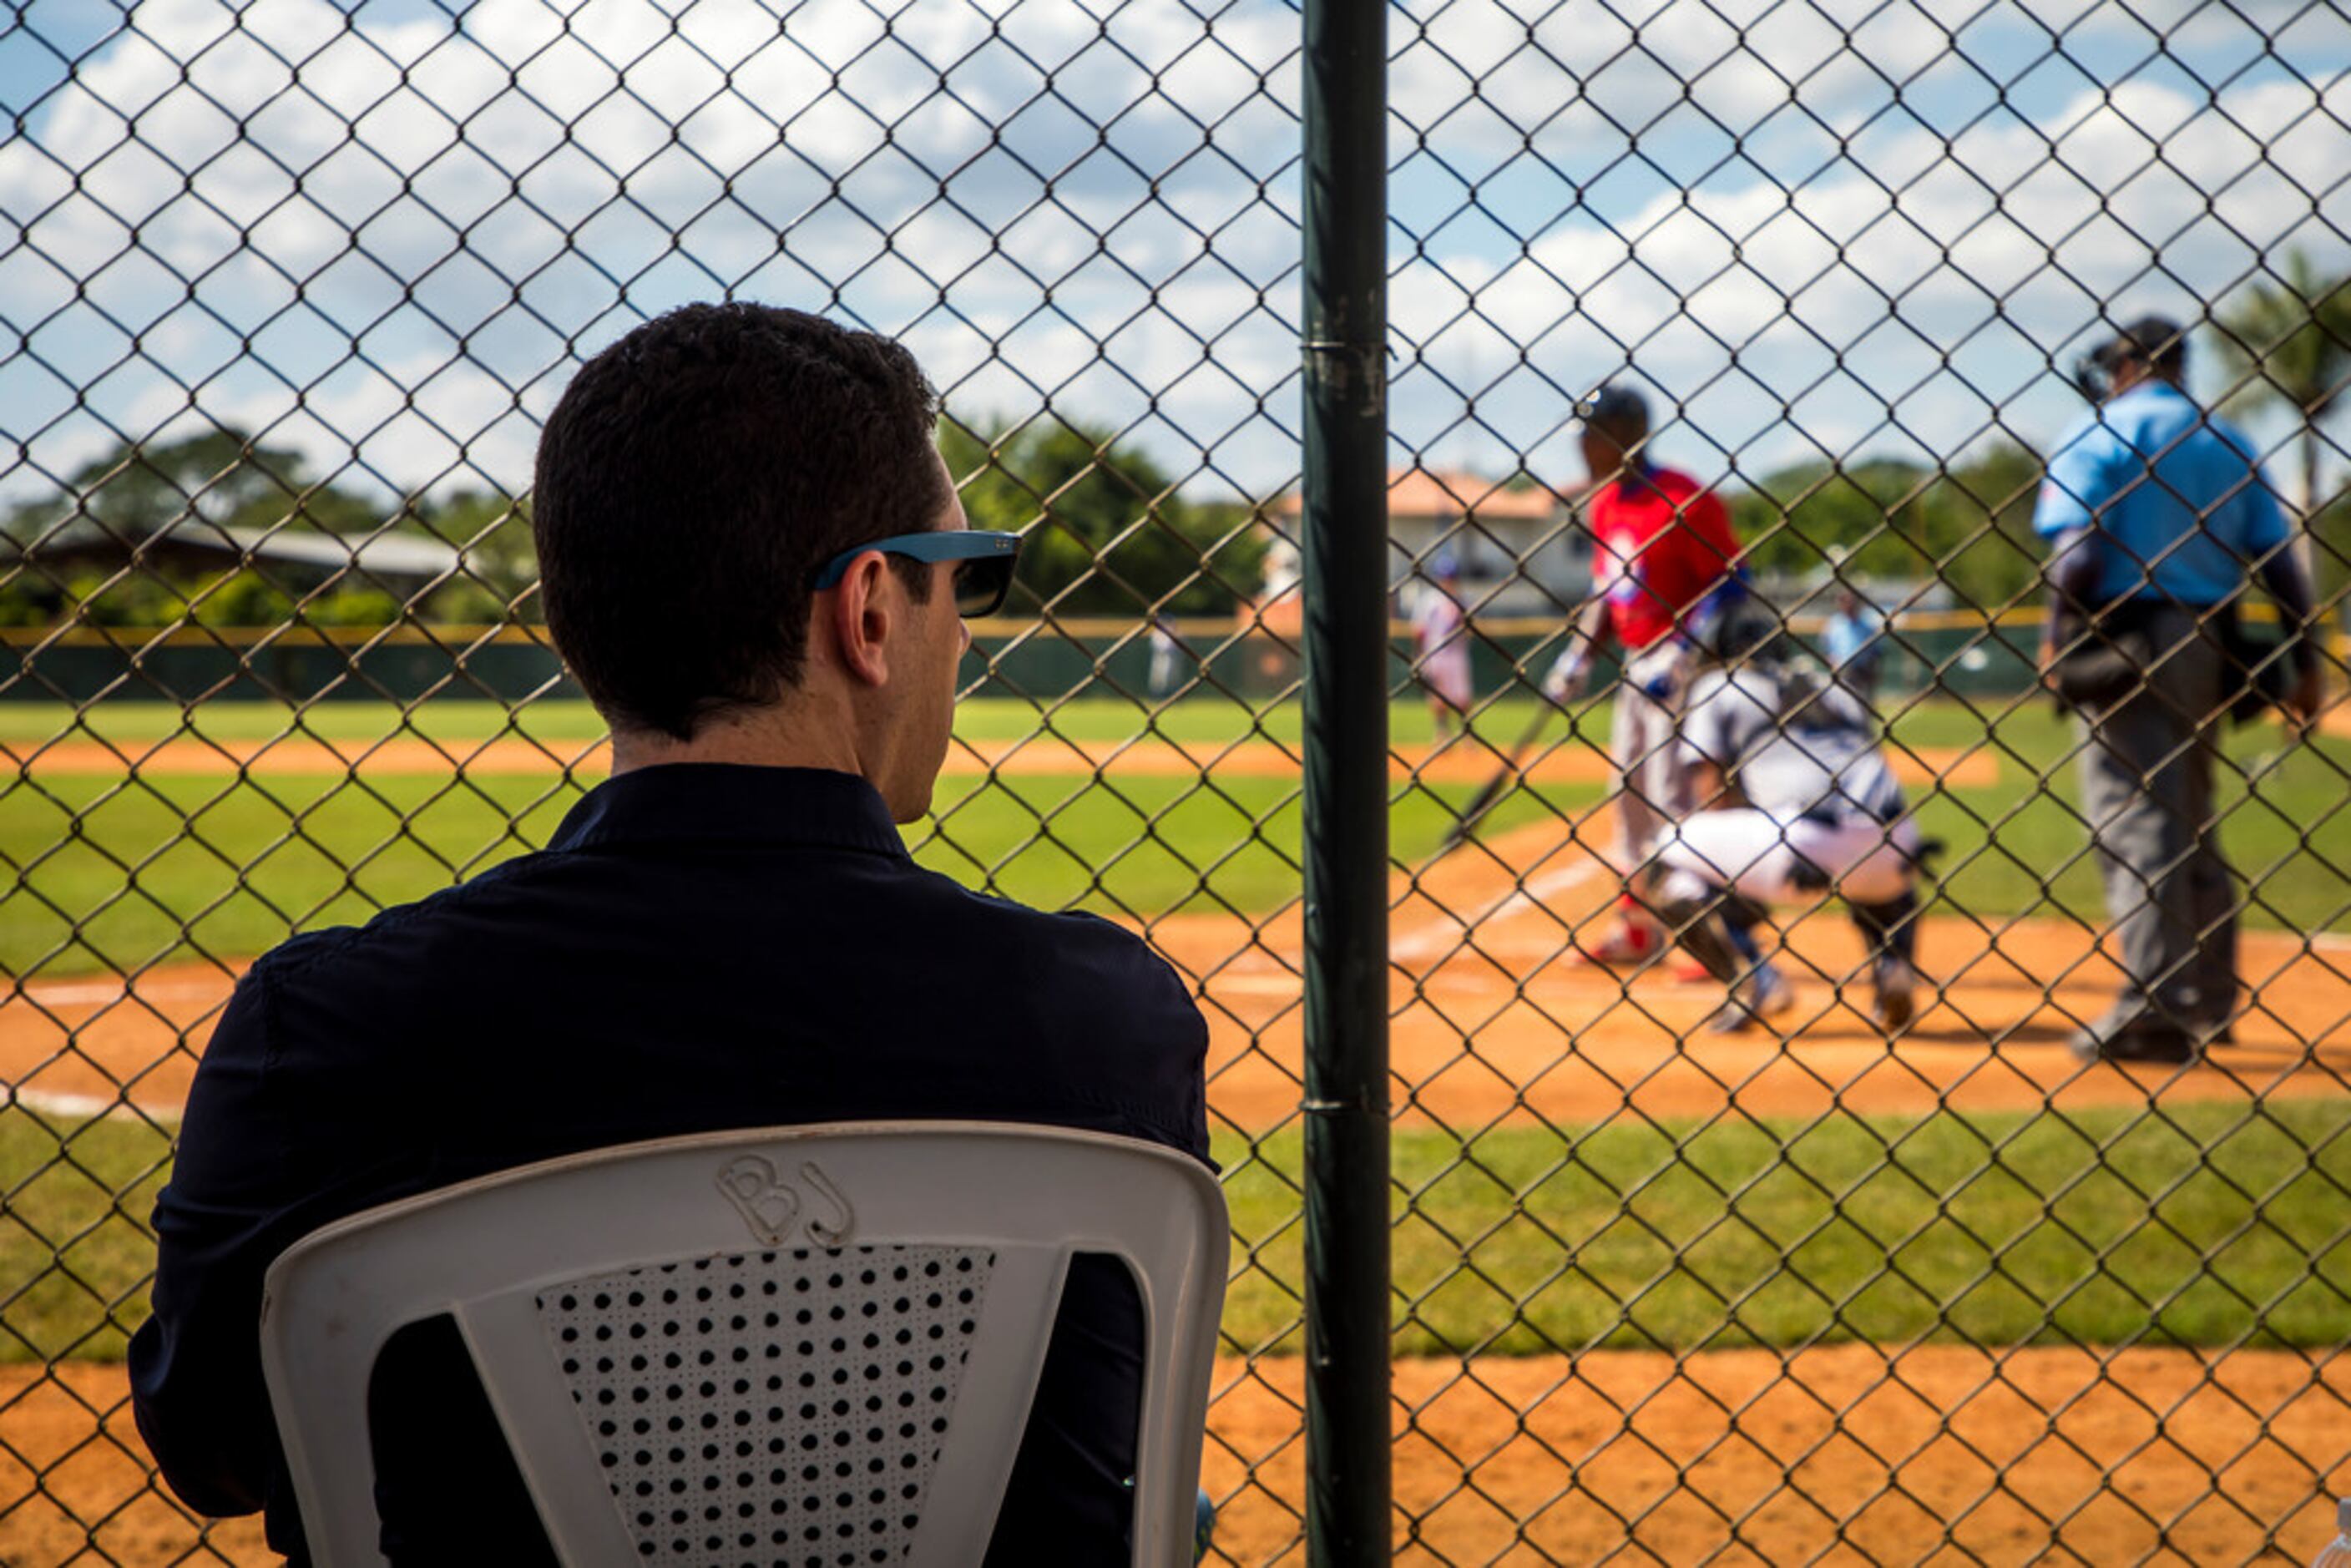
{"left": 1727, "top": 250, "right": 2350, "bottom": 611}
{"left": 2, "top": 249, "right": 2338, "bottom": 630}
{"left": 0, "top": 430, "right": 532, "bottom": 630}
{"left": 1726, "top": 442, "right": 2047, "bottom": 609}
{"left": 0, "top": 417, "right": 1268, "bottom": 630}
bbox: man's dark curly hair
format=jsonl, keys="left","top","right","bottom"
{"left": 532, "top": 302, "right": 946, "bottom": 740}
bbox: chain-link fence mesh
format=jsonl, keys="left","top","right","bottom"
{"left": 3, "top": 0, "right": 2348, "bottom": 1561}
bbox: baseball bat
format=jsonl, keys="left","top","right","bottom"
{"left": 1435, "top": 701, "right": 1555, "bottom": 857}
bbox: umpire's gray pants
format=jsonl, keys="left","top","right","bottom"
{"left": 2073, "top": 607, "right": 2236, "bottom": 1042}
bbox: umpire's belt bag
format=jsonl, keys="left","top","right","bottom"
{"left": 2050, "top": 599, "right": 2298, "bottom": 722}
{"left": 2047, "top": 599, "right": 2161, "bottom": 709}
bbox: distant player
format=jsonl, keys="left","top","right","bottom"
{"left": 1652, "top": 620, "right": 1924, "bottom": 1034}
{"left": 1147, "top": 611, "right": 1186, "bottom": 699}
{"left": 1413, "top": 551, "right": 1474, "bottom": 741}
{"left": 1822, "top": 584, "right": 1886, "bottom": 706}
{"left": 1542, "top": 385, "right": 1743, "bottom": 964}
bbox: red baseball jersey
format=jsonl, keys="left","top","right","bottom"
{"left": 1588, "top": 464, "right": 1739, "bottom": 650}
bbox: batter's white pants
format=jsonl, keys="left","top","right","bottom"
{"left": 1610, "top": 661, "right": 1690, "bottom": 874}
{"left": 1656, "top": 809, "right": 1920, "bottom": 908}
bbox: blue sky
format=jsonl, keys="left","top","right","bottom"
{"left": 1, "top": 0, "right": 2344, "bottom": 518}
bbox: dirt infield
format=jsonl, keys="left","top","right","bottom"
{"left": 1213, "top": 1348, "right": 2351, "bottom": 1563}
{"left": 18, "top": 918, "right": 2348, "bottom": 1133}
{"left": 7, "top": 812, "right": 2347, "bottom": 1130}
{"left": 4, "top": 761, "right": 2344, "bottom": 1566}
{"left": 1157, "top": 812, "right": 2351, "bottom": 1128}
{"left": 0, "top": 721, "right": 2278, "bottom": 1131}
{"left": 7, "top": 1350, "right": 2344, "bottom": 1565}
{"left": 0, "top": 731, "right": 1996, "bottom": 788}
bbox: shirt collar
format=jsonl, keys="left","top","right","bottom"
{"left": 1611, "top": 457, "right": 1662, "bottom": 499}
{"left": 548, "top": 764, "right": 911, "bottom": 858}
{"left": 2112, "top": 378, "right": 2187, "bottom": 410}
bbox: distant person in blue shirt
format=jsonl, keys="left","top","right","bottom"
{"left": 1822, "top": 585, "right": 1884, "bottom": 705}
{"left": 2031, "top": 314, "right": 2319, "bottom": 1066}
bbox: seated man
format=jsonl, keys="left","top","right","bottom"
{"left": 128, "top": 303, "right": 1209, "bottom": 1565}
{"left": 1651, "top": 625, "right": 1924, "bottom": 1034}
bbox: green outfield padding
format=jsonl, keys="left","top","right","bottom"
{"left": 0, "top": 615, "right": 2057, "bottom": 708}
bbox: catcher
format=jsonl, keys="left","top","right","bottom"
{"left": 1651, "top": 615, "right": 1926, "bottom": 1034}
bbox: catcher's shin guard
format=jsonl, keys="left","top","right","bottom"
{"left": 1720, "top": 893, "right": 1768, "bottom": 959}
{"left": 1848, "top": 890, "right": 1919, "bottom": 966}
{"left": 1849, "top": 889, "right": 1920, "bottom": 1030}
{"left": 1657, "top": 897, "right": 1743, "bottom": 985}
{"left": 1719, "top": 891, "right": 1768, "bottom": 934}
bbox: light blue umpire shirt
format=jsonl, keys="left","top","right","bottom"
{"left": 2032, "top": 379, "right": 2290, "bottom": 608}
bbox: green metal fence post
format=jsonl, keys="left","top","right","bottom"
{"left": 1301, "top": 0, "right": 1390, "bottom": 1560}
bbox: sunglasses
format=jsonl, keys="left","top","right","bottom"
{"left": 809, "top": 529, "right": 1023, "bottom": 618}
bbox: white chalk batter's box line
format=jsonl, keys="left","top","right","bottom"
{"left": 10, "top": 977, "right": 233, "bottom": 1008}
{"left": 7, "top": 1086, "right": 181, "bottom": 1123}
{"left": 1392, "top": 861, "right": 1605, "bottom": 962}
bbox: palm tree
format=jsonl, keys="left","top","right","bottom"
{"left": 2212, "top": 248, "right": 2351, "bottom": 529}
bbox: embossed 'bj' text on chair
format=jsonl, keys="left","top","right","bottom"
{"left": 258, "top": 1122, "right": 1229, "bottom": 1568}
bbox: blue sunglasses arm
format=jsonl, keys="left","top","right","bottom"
{"left": 809, "top": 530, "right": 1020, "bottom": 589}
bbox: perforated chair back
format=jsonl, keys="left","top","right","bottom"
{"left": 259, "top": 1122, "right": 1228, "bottom": 1568}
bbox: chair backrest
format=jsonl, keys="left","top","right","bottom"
{"left": 259, "top": 1121, "right": 1228, "bottom": 1568}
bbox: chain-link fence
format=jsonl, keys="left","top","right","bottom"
{"left": 3, "top": 0, "right": 2348, "bottom": 1561}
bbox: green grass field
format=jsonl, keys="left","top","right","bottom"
{"left": 0, "top": 697, "right": 1570, "bottom": 977}
{"left": 0, "top": 692, "right": 2345, "bottom": 978}
{"left": 1889, "top": 693, "right": 2351, "bottom": 935}
{"left": 1246, "top": 1096, "right": 2351, "bottom": 1355}
{"left": 8, "top": 1098, "right": 2343, "bottom": 1363}
{"left": 5, "top": 694, "right": 2344, "bottom": 1368}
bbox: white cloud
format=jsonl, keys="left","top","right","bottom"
{"left": 0, "top": 0, "right": 1304, "bottom": 501}
{"left": 1392, "top": 65, "right": 2351, "bottom": 477}
{"left": 2, "top": 0, "right": 2346, "bottom": 508}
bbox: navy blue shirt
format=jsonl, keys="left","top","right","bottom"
{"left": 128, "top": 764, "right": 1211, "bottom": 1565}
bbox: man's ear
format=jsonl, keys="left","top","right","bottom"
{"left": 827, "top": 551, "right": 895, "bottom": 688}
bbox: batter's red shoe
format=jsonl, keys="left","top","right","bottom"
{"left": 1575, "top": 919, "right": 1660, "bottom": 966}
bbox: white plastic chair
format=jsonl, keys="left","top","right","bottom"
{"left": 259, "top": 1121, "right": 1229, "bottom": 1568}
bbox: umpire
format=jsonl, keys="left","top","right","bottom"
{"left": 2034, "top": 315, "right": 2322, "bottom": 1065}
